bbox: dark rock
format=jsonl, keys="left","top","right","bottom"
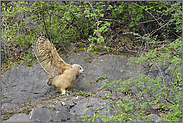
{"left": 70, "top": 101, "right": 88, "bottom": 116}
{"left": 147, "top": 114, "right": 160, "bottom": 122}
{"left": 2, "top": 61, "right": 50, "bottom": 109}
{"left": 66, "top": 96, "right": 85, "bottom": 102}
{"left": 2, "top": 52, "right": 174, "bottom": 122}
{"left": 1, "top": 52, "right": 161, "bottom": 110}
{"left": 133, "top": 114, "right": 160, "bottom": 122}
{"left": 149, "top": 104, "right": 161, "bottom": 114}
{"left": 69, "top": 96, "right": 113, "bottom": 121}
{"left": 30, "top": 108, "right": 50, "bottom": 122}
{"left": 29, "top": 104, "right": 72, "bottom": 122}
{"left": 4, "top": 113, "right": 31, "bottom": 122}
{"left": 95, "top": 89, "right": 126, "bottom": 99}
{"left": 49, "top": 106, "right": 71, "bottom": 122}
{"left": 1, "top": 103, "right": 17, "bottom": 110}
{"left": 96, "top": 90, "right": 112, "bottom": 97}
{"left": 76, "top": 54, "right": 148, "bottom": 92}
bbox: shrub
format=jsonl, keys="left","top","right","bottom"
{"left": 82, "top": 37, "right": 182, "bottom": 122}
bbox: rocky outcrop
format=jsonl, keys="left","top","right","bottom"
{"left": 1, "top": 52, "right": 170, "bottom": 122}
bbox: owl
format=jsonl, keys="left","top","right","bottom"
{"left": 33, "top": 36, "right": 84, "bottom": 94}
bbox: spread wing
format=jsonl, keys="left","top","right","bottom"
{"left": 33, "top": 36, "right": 72, "bottom": 76}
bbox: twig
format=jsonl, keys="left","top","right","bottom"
{"left": 100, "top": 18, "right": 121, "bottom": 22}
{"left": 138, "top": 17, "right": 162, "bottom": 24}
{"left": 42, "top": 11, "right": 49, "bottom": 39}
{"left": 109, "top": 30, "right": 122, "bottom": 43}
{"left": 149, "top": 18, "right": 174, "bottom": 37}
{"left": 133, "top": 2, "right": 161, "bottom": 26}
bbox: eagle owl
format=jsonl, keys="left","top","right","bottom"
{"left": 33, "top": 36, "right": 84, "bottom": 94}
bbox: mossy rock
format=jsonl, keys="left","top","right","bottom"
{"left": 113, "top": 52, "right": 125, "bottom": 55}
{"left": 2, "top": 95, "right": 7, "bottom": 99}
{"left": 78, "top": 48, "right": 85, "bottom": 52}
{"left": 16, "top": 60, "right": 24, "bottom": 64}
{"left": 76, "top": 43, "right": 87, "bottom": 47}
{"left": 1, "top": 80, "right": 5, "bottom": 85}
{"left": 25, "top": 64, "right": 33, "bottom": 67}
{"left": 83, "top": 83, "right": 91, "bottom": 87}
{"left": 1, "top": 60, "right": 24, "bottom": 74}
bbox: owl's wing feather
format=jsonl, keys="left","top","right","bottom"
{"left": 33, "top": 36, "right": 72, "bottom": 76}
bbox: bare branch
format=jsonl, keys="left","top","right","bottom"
{"left": 138, "top": 17, "right": 162, "bottom": 24}
{"left": 149, "top": 18, "right": 174, "bottom": 37}
{"left": 133, "top": 2, "right": 161, "bottom": 26}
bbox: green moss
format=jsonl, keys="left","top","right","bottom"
{"left": 120, "top": 53, "right": 125, "bottom": 55}
{"left": 18, "top": 110, "right": 24, "bottom": 113}
{"left": 78, "top": 48, "right": 85, "bottom": 52}
{"left": 1, "top": 66, "right": 14, "bottom": 74}
{"left": 6, "top": 67, "right": 12, "bottom": 71}
{"left": 100, "top": 52, "right": 108, "bottom": 55}
{"left": 16, "top": 60, "right": 24, "bottom": 64}
{"left": 145, "top": 112, "right": 151, "bottom": 115}
{"left": 1, "top": 60, "right": 25, "bottom": 74}
{"left": 1, "top": 80, "right": 5, "bottom": 85}
{"left": 96, "top": 76, "right": 106, "bottom": 82}
{"left": 94, "top": 48, "right": 104, "bottom": 52}
{"left": 76, "top": 43, "right": 87, "bottom": 47}
{"left": 18, "top": 109, "right": 29, "bottom": 114}
{"left": 25, "top": 64, "right": 33, "bottom": 67}
{"left": 2, "top": 96, "right": 7, "bottom": 99}
{"left": 78, "top": 48, "right": 84, "bottom": 50}
{"left": 17, "top": 106, "right": 33, "bottom": 114}
{"left": 113, "top": 52, "right": 125, "bottom": 55}
{"left": 8, "top": 101, "right": 12, "bottom": 103}
{"left": 1, "top": 59, "right": 13, "bottom": 68}
{"left": 70, "top": 94, "right": 80, "bottom": 97}
{"left": 101, "top": 96, "right": 115, "bottom": 100}
{"left": 28, "top": 106, "right": 33, "bottom": 109}
{"left": 113, "top": 52, "right": 118, "bottom": 55}
{"left": 84, "top": 83, "right": 91, "bottom": 87}
{"left": 56, "top": 90, "right": 61, "bottom": 93}
{"left": 1, "top": 63, "right": 6, "bottom": 68}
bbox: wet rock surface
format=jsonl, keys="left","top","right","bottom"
{"left": 1, "top": 52, "right": 171, "bottom": 122}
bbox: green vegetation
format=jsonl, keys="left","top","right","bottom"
{"left": 82, "top": 37, "right": 182, "bottom": 121}
{"left": 1, "top": 1, "right": 182, "bottom": 122}
{"left": 1, "top": 1, "right": 181, "bottom": 61}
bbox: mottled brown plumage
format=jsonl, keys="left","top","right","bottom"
{"left": 33, "top": 36, "right": 84, "bottom": 94}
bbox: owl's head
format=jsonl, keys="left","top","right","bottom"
{"left": 72, "top": 64, "right": 84, "bottom": 75}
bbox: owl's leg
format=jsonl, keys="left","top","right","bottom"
{"left": 61, "top": 88, "right": 66, "bottom": 94}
